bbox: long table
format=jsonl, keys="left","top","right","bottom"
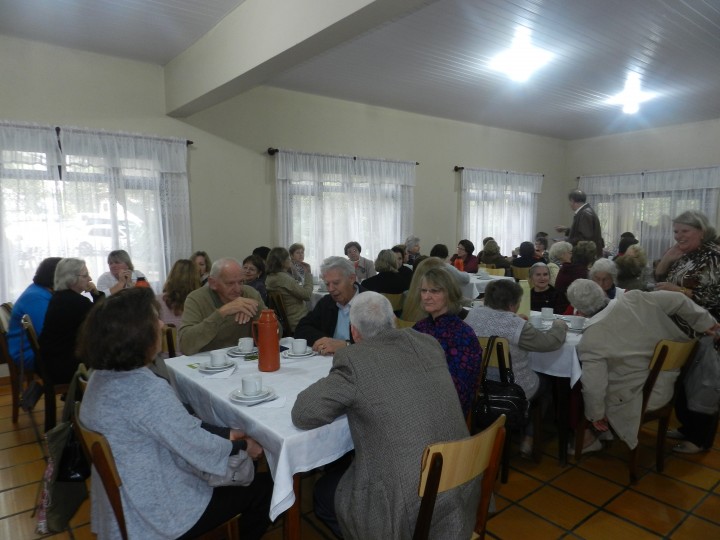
{"left": 165, "top": 351, "right": 353, "bottom": 538}
{"left": 462, "top": 274, "right": 515, "bottom": 299}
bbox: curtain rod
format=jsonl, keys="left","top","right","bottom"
{"left": 455, "top": 165, "right": 544, "bottom": 177}
{"left": 53, "top": 126, "right": 193, "bottom": 146}
{"left": 267, "top": 147, "right": 418, "bottom": 165}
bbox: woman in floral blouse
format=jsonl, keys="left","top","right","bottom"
{"left": 412, "top": 266, "right": 482, "bottom": 416}
{"left": 655, "top": 210, "right": 720, "bottom": 454}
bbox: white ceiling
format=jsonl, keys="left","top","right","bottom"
{"left": 2, "top": 0, "right": 720, "bottom": 140}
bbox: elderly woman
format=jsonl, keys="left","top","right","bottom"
{"left": 157, "top": 259, "right": 200, "bottom": 354}
{"left": 412, "top": 267, "right": 482, "bottom": 416}
{"left": 78, "top": 288, "right": 272, "bottom": 539}
{"left": 615, "top": 244, "right": 649, "bottom": 291}
{"left": 401, "top": 257, "right": 448, "bottom": 322}
{"left": 192, "top": 250, "right": 212, "bottom": 286}
{"left": 344, "top": 241, "right": 376, "bottom": 282}
{"left": 96, "top": 249, "right": 146, "bottom": 295}
{"left": 479, "top": 239, "right": 511, "bottom": 274}
{"left": 465, "top": 279, "right": 567, "bottom": 456}
{"left": 568, "top": 279, "right": 718, "bottom": 453}
{"left": 38, "top": 258, "right": 104, "bottom": 385}
{"left": 405, "top": 235, "right": 422, "bottom": 264}
{"left": 241, "top": 254, "right": 268, "bottom": 304}
{"left": 547, "top": 241, "right": 572, "bottom": 286}
{"left": 289, "top": 242, "right": 311, "bottom": 284}
{"left": 589, "top": 258, "right": 624, "bottom": 299}
{"left": 265, "top": 247, "right": 313, "bottom": 333}
{"left": 7, "top": 257, "right": 62, "bottom": 371}
{"left": 654, "top": 210, "right": 720, "bottom": 453}
{"left": 529, "top": 262, "right": 560, "bottom": 313}
{"left": 449, "top": 239, "right": 479, "bottom": 273}
{"left": 361, "top": 249, "right": 409, "bottom": 294}
{"left": 554, "top": 240, "right": 596, "bottom": 313}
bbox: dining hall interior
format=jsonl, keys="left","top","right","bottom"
{"left": 1, "top": 0, "right": 720, "bottom": 538}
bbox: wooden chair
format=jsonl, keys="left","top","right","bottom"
{"left": 162, "top": 323, "right": 178, "bottom": 358}
{"left": 412, "top": 415, "right": 506, "bottom": 540}
{"left": 395, "top": 318, "right": 416, "bottom": 329}
{"left": 510, "top": 266, "right": 530, "bottom": 281}
{"left": 380, "top": 292, "right": 405, "bottom": 313}
{"left": 477, "top": 264, "right": 496, "bottom": 269}
{"left": 21, "top": 314, "right": 69, "bottom": 432}
{"left": 0, "top": 323, "right": 23, "bottom": 423}
{"left": 74, "top": 403, "right": 240, "bottom": 540}
{"left": 0, "top": 302, "right": 12, "bottom": 332}
{"left": 573, "top": 338, "right": 698, "bottom": 483}
{"left": 475, "top": 336, "right": 543, "bottom": 482}
{"left": 267, "top": 291, "right": 293, "bottom": 337}
{"left": 484, "top": 268, "right": 506, "bottom": 276}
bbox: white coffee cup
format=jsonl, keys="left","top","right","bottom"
{"left": 210, "top": 350, "right": 226, "bottom": 367}
{"left": 541, "top": 307, "right": 554, "bottom": 320}
{"left": 241, "top": 374, "right": 262, "bottom": 396}
{"left": 471, "top": 300, "right": 483, "bottom": 309}
{"left": 569, "top": 316, "right": 586, "bottom": 330}
{"left": 529, "top": 315, "right": 543, "bottom": 328}
{"left": 238, "top": 337, "right": 254, "bottom": 353}
{"left": 291, "top": 338, "right": 307, "bottom": 355}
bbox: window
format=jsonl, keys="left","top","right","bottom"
{"left": 460, "top": 168, "right": 543, "bottom": 256}
{"left": 0, "top": 123, "right": 190, "bottom": 300}
{"left": 275, "top": 150, "right": 415, "bottom": 268}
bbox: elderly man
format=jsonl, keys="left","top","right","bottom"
{"left": 554, "top": 189, "right": 604, "bottom": 257}
{"left": 568, "top": 279, "right": 719, "bottom": 452}
{"left": 294, "top": 256, "right": 366, "bottom": 355}
{"left": 179, "top": 257, "right": 265, "bottom": 355}
{"left": 292, "top": 292, "right": 477, "bottom": 539}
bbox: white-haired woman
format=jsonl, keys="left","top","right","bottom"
{"left": 547, "top": 241, "right": 572, "bottom": 286}
{"left": 405, "top": 235, "right": 422, "bottom": 264}
{"left": 589, "top": 258, "right": 624, "bottom": 299}
{"left": 529, "top": 262, "right": 560, "bottom": 313}
{"left": 38, "top": 258, "right": 104, "bottom": 386}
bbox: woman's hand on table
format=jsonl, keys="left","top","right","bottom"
{"left": 312, "top": 337, "right": 348, "bottom": 356}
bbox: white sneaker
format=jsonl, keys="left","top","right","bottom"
{"left": 568, "top": 437, "right": 602, "bottom": 455}
{"left": 666, "top": 429, "right": 685, "bottom": 440}
{"left": 520, "top": 436, "right": 533, "bottom": 459}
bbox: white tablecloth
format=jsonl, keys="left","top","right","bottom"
{"left": 165, "top": 350, "right": 353, "bottom": 521}
{"left": 526, "top": 313, "right": 583, "bottom": 386}
{"left": 462, "top": 275, "right": 515, "bottom": 299}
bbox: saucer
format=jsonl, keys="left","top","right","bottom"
{"left": 227, "top": 346, "right": 258, "bottom": 358}
{"left": 229, "top": 387, "right": 274, "bottom": 404}
{"left": 199, "top": 360, "right": 235, "bottom": 372}
{"left": 282, "top": 347, "right": 315, "bottom": 358}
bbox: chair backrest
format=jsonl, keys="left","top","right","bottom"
{"left": 396, "top": 318, "right": 416, "bottom": 329}
{"left": 0, "top": 302, "right": 12, "bottom": 333}
{"left": 511, "top": 266, "right": 530, "bottom": 281}
{"left": 477, "top": 336, "right": 510, "bottom": 370}
{"left": 477, "top": 264, "right": 495, "bottom": 269}
{"left": 74, "top": 402, "right": 128, "bottom": 540}
{"left": 162, "top": 324, "right": 177, "bottom": 358}
{"left": 267, "top": 291, "right": 293, "bottom": 337}
{"left": 20, "top": 314, "right": 41, "bottom": 357}
{"left": 381, "top": 292, "right": 405, "bottom": 312}
{"left": 642, "top": 338, "right": 698, "bottom": 413}
{"left": 413, "top": 415, "right": 506, "bottom": 540}
{"left": 484, "top": 268, "right": 505, "bottom": 276}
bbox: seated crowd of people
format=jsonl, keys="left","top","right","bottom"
{"left": 4, "top": 203, "right": 720, "bottom": 539}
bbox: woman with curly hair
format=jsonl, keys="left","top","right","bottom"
{"left": 192, "top": 251, "right": 212, "bottom": 285}
{"left": 158, "top": 259, "right": 201, "bottom": 353}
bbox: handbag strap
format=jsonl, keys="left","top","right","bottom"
{"left": 482, "top": 336, "right": 517, "bottom": 386}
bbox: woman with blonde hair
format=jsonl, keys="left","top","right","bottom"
{"left": 615, "top": 244, "right": 649, "bottom": 290}
{"left": 400, "top": 257, "right": 446, "bottom": 322}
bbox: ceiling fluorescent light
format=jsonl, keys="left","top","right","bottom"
{"left": 489, "top": 27, "right": 553, "bottom": 82}
{"left": 607, "top": 72, "right": 657, "bottom": 114}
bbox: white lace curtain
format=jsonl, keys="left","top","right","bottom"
{"left": 0, "top": 122, "right": 191, "bottom": 300}
{"left": 579, "top": 167, "right": 720, "bottom": 261}
{"left": 460, "top": 168, "right": 543, "bottom": 256}
{"left": 275, "top": 150, "right": 415, "bottom": 269}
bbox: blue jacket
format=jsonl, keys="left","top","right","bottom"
{"left": 7, "top": 283, "right": 52, "bottom": 371}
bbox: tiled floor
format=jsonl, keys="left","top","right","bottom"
{"left": 1, "top": 380, "right": 718, "bottom": 539}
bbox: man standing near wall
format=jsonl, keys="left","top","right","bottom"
{"left": 555, "top": 189, "right": 604, "bottom": 257}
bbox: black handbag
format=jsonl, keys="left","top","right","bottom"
{"left": 473, "top": 336, "right": 529, "bottom": 432}
{"left": 55, "top": 427, "right": 90, "bottom": 482}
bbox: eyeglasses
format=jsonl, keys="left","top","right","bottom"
{"left": 420, "top": 288, "right": 444, "bottom": 295}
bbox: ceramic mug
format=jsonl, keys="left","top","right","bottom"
{"left": 238, "top": 337, "right": 254, "bottom": 353}
{"left": 241, "top": 374, "right": 262, "bottom": 396}
{"left": 291, "top": 338, "right": 307, "bottom": 355}
{"left": 210, "top": 350, "right": 226, "bottom": 367}
{"left": 541, "top": 307, "right": 554, "bottom": 320}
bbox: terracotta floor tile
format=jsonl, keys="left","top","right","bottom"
{"left": 632, "top": 472, "right": 706, "bottom": 511}
{"left": 551, "top": 468, "right": 625, "bottom": 506}
{"left": 691, "top": 448, "right": 720, "bottom": 471}
{"left": 487, "top": 504, "right": 565, "bottom": 539}
{"left": 578, "top": 453, "right": 635, "bottom": 485}
{"left": 693, "top": 494, "right": 720, "bottom": 525}
{"left": 606, "top": 490, "right": 685, "bottom": 536}
{"left": 512, "top": 455, "right": 568, "bottom": 482}
{"left": 669, "top": 515, "right": 720, "bottom": 539}
{"left": 520, "top": 486, "right": 595, "bottom": 530}
{"left": 662, "top": 456, "right": 720, "bottom": 490}
{"left": 574, "top": 510, "right": 662, "bottom": 539}
{"left": 494, "top": 470, "right": 543, "bottom": 501}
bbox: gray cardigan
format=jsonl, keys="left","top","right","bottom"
{"left": 80, "top": 368, "right": 237, "bottom": 539}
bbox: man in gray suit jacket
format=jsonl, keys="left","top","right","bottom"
{"left": 292, "top": 292, "right": 479, "bottom": 539}
{"left": 555, "top": 189, "right": 605, "bottom": 257}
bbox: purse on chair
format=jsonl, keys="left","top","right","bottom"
{"left": 473, "top": 336, "right": 529, "bottom": 432}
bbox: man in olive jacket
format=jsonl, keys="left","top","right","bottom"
{"left": 292, "top": 292, "right": 479, "bottom": 539}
